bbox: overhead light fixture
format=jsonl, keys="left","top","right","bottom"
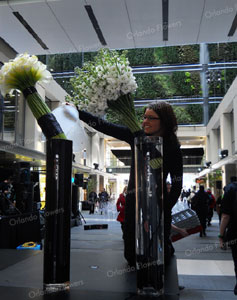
{"left": 162, "top": 0, "right": 169, "bottom": 41}
{"left": 12, "top": 11, "right": 48, "bottom": 50}
{"left": 228, "top": 13, "right": 237, "bottom": 37}
{"left": 85, "top": 5, "right": 107, "bottom": 46}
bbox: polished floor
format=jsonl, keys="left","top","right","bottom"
{"left": 0, "top": 205, "right": 236, "bottom": 300}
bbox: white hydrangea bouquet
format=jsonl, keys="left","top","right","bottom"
{"left": 0, "top": 53, "right": 66, "bottom": 140}
{"left": 67, "top": 48, "right": 141, "bottom": 133}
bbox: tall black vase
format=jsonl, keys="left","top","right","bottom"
{"left": 43, "top": 139, "right": 72, "bottom": 292}
{"left": 134, "top": 136, "right": 164, "bottom": 297}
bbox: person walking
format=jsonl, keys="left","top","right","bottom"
{"left": 206, "top": 188, "right": 216, "bottom": 226}
{"left": 188, "top": 185, "right": 196, "bottom": 208}
{"left": 116, "top": 186, "right": 127, "bottom": 239}
{"left": 191, "top": 185, "right": 209, "bottom": 237}
{"left": 219, "top": 176, "right": 237, "bottom": 295}
{"left": 88, "top": 190, "right": 97, "bottom": 214}
{"left": 216, "top": 191, "right": 224, "bottom": 224}
{"left": 99, "top": 188, "right": 109, "bottom": 215}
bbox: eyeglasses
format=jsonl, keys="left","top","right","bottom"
{"left": 142, "top": 115, "right": 160, "bottom": 121}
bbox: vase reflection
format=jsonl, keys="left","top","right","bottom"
{"left": 135, "top": 135, "right": 164, "bottom": 296}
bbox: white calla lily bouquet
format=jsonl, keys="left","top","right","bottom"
{"left": 0, "top": 53, "right": 66, "bottom": 140}
{"left": 67, "top": 49, "right": 142, "bottom": 133}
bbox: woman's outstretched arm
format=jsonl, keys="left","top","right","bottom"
{"left": 78, "top": 109, "right": 133, "bottom": 144}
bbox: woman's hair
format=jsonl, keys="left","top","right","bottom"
{"left": 123, "top": 186, "right": 128, "bottom": 193}
{"left": 145, "top": 101, "right": 178, "bottom": 136}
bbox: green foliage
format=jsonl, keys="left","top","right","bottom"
{"left": 173, "top": 106, "right": 192, "bottom": 124}
{"left": 173, "top": 105, "right": 203, "bottom": 125}
{"left": 154, "top": 44, "right": 199, "bottom": 64}
{"left": 125, "top": 48, "right": 156, "bottom": 66}
{"left": 208, "top": 170, "right": 222, "bottom": 188}
{"left": 208, "top": 42, "right": 237, "bottom": 62}
{"left": 55, "top": 78, "right": 72, "bottom": 95}
{"left": 171, "top": 72, "right": 201, "bottom": 96}
{"left": 186, "top": 104, "right": 203, "bottom": 124}
{"left": 134, "top": 73, "right": 176, "bottom": 99}
{"left": 38, "top": 42, "right": 237, "bottom": 126}
{"left": 39, "top": 53, "right": 83, "bottom": 72}
{"left": 209, "top": 103, "right": 219, "bottom": 119}
{"left": 87, "top": 177, "right": 97, "bottom": 195}
{"left": 84, "top": 52, "right": 97, "bottom": 63}
{"left": 153, "top": 74, "right": 176, "bottom": 97}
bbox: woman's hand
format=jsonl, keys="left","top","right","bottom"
{"left": 179, "top": 228, "right": 189, "bottom": 237}
{"left": 64, "top": 102, "right": 76, "bottom": 108}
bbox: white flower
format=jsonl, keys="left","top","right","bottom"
{"left": 0, "top": 52, "right": 52, "bottom": 96}
{"left": 68, "top": 48, "right": 138, "bottom": 118}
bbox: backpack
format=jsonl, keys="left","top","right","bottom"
{"left": 207, "top": 193, "right": 214, "bottom": 206}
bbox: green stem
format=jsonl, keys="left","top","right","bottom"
{"left": 25, "top": 92, "right": 67, "bottom": 140}
{"left": 108, "top": 95, "right": 141, "bottom": 133}
{"left": 52, "top": 133, "right": 67, "bottom": 139}
{"left": 25, "top": 93, "right": 51, "bottom": 119}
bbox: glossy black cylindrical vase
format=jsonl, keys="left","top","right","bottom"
{"left": 43, "top": 139, "right": 72, "bottom": 292}
{"left": 135, "top": 136, "right": 164, "bottom": 297}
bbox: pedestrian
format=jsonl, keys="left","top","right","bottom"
{"left": 116, "top": 186, "right": 127, "bottom": 239}
{"left": 216, "top": 191, "right": 224, "bottom": 224}
{"left": 191, "top": 185, "right": 209, "bottom": 237}
{"left": 88, "top": 190, "right": 97, "bottom": 214}
{"left": 188, "top": 185, "right": 196, "bottom": 208}
{"left": 99, "top": 188, "right": 109, "bottom": 215}
{"left": 0, "top": 176, "right": 12, "bottom": 195}
{"left": 206, "top": 188, "right": 216, "bottom": 226}
{"left": 218, "top": 176, "right": 237, "bottom": 295}
{"left": 76, "top": 100, "right": 183, "bottom": 266}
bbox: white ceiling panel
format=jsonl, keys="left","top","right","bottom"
{"left": 7, "top": 1, "right": 75, "bottom": 54}
{"left": 167, "top": 0, "right": 205, "bottom": 46}
{"left": 0, "top": 5, "right": 43, "bottom": 54}
{"left": 125, "top": 0, "right": 163, "bottom": 48}
{"left": 87, "top": 0, "right": 135, "bottom": 50}
{"left": 198, "top": 0, "right": 237, "bottom": 44}
{"left": 47, "top": 0, "right": 101, "bottom": 53}
{"left": 0, "top": 0, "right": 236, "bottom": 56}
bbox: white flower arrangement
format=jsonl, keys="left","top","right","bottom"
{"left": 68, "top": 49, "right": 141, "bottom": 133}
{"left": 0, "top": 53, "right": 66, "bottom": 139}
{"left": 0, "top": 53, "right": 52, "bottom": 97}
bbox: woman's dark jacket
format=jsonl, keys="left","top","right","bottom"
{"left": 79, "top": 110, "right": 183, "bottom": 265}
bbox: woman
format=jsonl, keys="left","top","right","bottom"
{"left": 116, "top": 186, "right": 127, "bottom": 239}
{"left": 76, "top": 101, "right": 183, "bottom": 266}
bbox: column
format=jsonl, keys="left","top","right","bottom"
{"left": 220, "top": 113, "right": 232, "bottom": 155}
{"left": 233, "top": 98, "right": 237, "bottom": 154}
{"left": 209, "top": 129, "right": 219, "bottom": 164}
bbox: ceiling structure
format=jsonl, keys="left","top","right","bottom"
{"left": 0, "top": 0, "right": 236, "bottom": 56}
